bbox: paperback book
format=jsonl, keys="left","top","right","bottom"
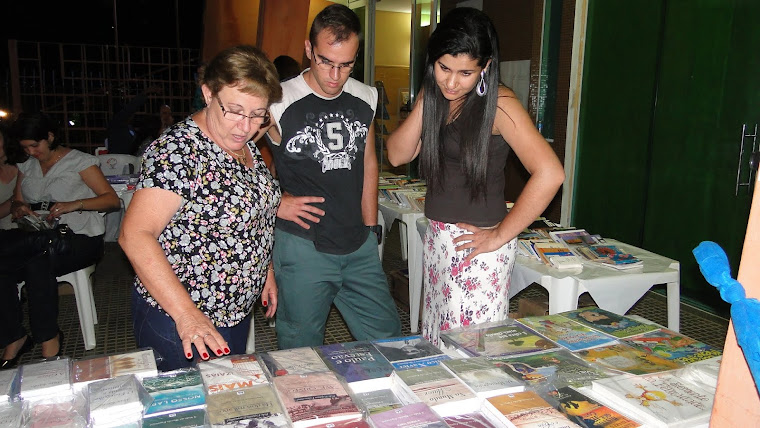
{"left": 443, "top": 411, "right": 506, "bottom": 428}
{"left": 316, "top": 340, "right": 394, "bottom": 389}
{"left": 574, "top": 343, "right": 683, "bottom": 375}
{"left": 87, "top": 375, "right": 147, "bottom": 427}
{"left": 532, "top": 242, "right": 583, "bottom": 270}
{"left": 440, "top": 320, "right": 558, "bottom": 357}
{"left": 19, "top": 357, "right": 73, "bottom": 402}
{"left": 675, "top": 357, "right": 721, "bottom": 393}
{"left": 141, "top": 409, "right": 208, "bottom": 428}
{"left": 260, "top": 347, "right": 330, "bottom": 377}
{"left": 141, "top": 368, "right": 207, "bottom": 418}
{"left": 516, "top": 315, "right": 617, "bottom": 351}
{"left": 487, "top": 390, "right": 580, "bottom": 428}
{"left": 577, "top": 245, "right": 642, "bottom": 270}
{"left": 622, "top": 328, "right": 722, "bottom": 364}
{"left": 72, "top": 348, "right": 158, "bottom": 391}
{"left": 205, "top": 384, "right": 289, "bottom": 427}
{"left": 197, "top": 353, "right": 269, "bottom": 395}
{"left": 548, "top": 386, "right": 641, "bottom": 428}
{"left": 559, "top": 307, "right": 659, "bottom": 339}
{"left": 0, "top": 402, "right": 23, "bottom": 428}
{"left": 591, "top": 372, "right": 714, "bottom": 428}
{"left": 393, "top": 365, "right": 479, "bottom": 408}
{"left": 0, "top": 368, "right": 19, "bottom": 403}
{"left": 488, "top": 349, "right": 612, "bottom": 388}
{"left": 369, "top": 402, "right": 449, "bottom": 428}
{"left": 352, "top": 388, "right": 406, "bottom": 415}
{"left": 272, "top": 371, "right": 362, "bottom": 427}
{"left": 371, "top": 335, "right": 451, "bottom": 370}
{"left": 442, "top": 357, "right": 526, "bottom": 397}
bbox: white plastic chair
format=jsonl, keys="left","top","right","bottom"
{"left": 378, "top": 209, "right": 386, "bottom": 260}
{"left": 57, "top": 264, "right": 98, "bottom": 350}
{"left": 97, "top": 154, "right": 140, "bottom": 176}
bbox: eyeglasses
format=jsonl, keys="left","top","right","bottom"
{"left": 217, "top": 98, "right": 270, "bottom": 125}
{"left": 311, "top": 47, "right": 356, "bottom": 74}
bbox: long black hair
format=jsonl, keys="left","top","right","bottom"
{"left": 419, "top": 7, "right": 500, "bottom": 199}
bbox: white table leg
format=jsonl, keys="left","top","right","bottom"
{"left": 408, "top": 220, "right": 424, "bottom": 333}
{"left": 666, "top": 280, "right": 680, "bottom": 332}
{"left": 399, "top": 222, "right": 409, "bottom": 261}
{"left": 546, "top": 276, "right": 581, "bottom": 314}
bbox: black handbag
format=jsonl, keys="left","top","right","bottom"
{"left": 0, "top": 226, "right": 73, "bottom": 274}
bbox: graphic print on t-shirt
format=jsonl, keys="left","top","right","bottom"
{"left": 285, "top": 110, "right": 368, "bottom": 173}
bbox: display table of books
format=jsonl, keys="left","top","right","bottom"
{"left": 0, "top": 307, "right": 720, "bottom": 427}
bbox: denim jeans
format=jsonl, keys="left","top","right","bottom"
{"left": 131, "top": 288, "right": 251, "bottom": 372}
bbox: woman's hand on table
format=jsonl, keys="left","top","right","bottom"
{"left": 174, "top": 308, "right": 230, "bottom": 361}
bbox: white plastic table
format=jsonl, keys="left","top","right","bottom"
{"left": 378, "top": 200, "right": 425, "bottom": 332}
{"left": 415, "top": 217, "right": 681, "bottom": 332}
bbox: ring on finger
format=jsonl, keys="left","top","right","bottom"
{"left": 191, "top": 334, "right": 200, "bottom": 341}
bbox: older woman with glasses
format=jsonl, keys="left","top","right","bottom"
{"left": 119, "top": 45, "right": 282, "bottom": 371}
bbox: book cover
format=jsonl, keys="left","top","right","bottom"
{"left": 316, "top": 340, "right": 394, "bottom": 384}
{"left": 549, "top": 229, "right": 599, "bottom": 246}
{"left": 622, "top": 328, "right": 722, "bottom": 364}
{"left": 141, "top": 368, "right": 207, "bottom": 418}
{"left": 443, "top": 412, "right": 505, "bottom": 428}
{"left": 27, "top": 398, "right": 88, "bottom": 428}
{"left": 260, "top": 347, "right": 330, "bottom": 377}
{"left": 19, "top": 357, "right": 73, "bottom": 400}
{"left": 575, "top": 343, "right": 683, "bottom": 375}
{"left": 0, "top": 368, "right": 19, "bottom": 402}
{"left": 197, "top": 353, "right": 269, "bottom": 394}
{"left": 87, "top": 375, "right": 145, "bottom": 426}
{"left": 549, "top": 386, "right": 641, "bottom": 428}
{"left": 591, "top": 373, "right": 713, "bottom": 428}
{"left": 352, "top": 388, "right": 405, "bottom": 415}
{"left": 488, "top": 349, "right": 612, "bottom": 388}
{"left": 369, "top": 402, "right": 449, "bottom": 428}
{"left": 440, "top": 321, "right": 558, "bottom": 357}
{"left": 532, "top": 242, "right": 583, "bottom": 269}
{"left": 442, "top": 357, "right": 525, "bottom": 397}
{"left": 141, "top": 409, "right": 208, "bottom": 428}
{"left": 517, "top": 315, "right": 617, "bottom": 351}
{"left": 394, "top": 365, "right": 478, "bottom": 408}
{"left": 71, "top": 355, "right": 111, "bottom": 388}
{"left": 0, "top": 403, "right": 23, "bottom": 428}
{"left": 560, "top": 307, "right": 659, "bottom": 339}
{"left": 205, "top": 384, "right": 289, "bottom": 427}
{"left": 272, "top": 371, "right": 362, "bottom": 427}
{"left": 585, "top": 245, "right": 642, "bottom": 269}
{"left": 108, "top": 348, "right": 158, "bottom": 379}
{"left": 487, "top": 390, "right": 581, "bottom": 428}
{"left": 371, "top": 335, "right": 451, "bottom": 370}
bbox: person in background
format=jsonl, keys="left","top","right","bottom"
{"left": 158, "top": 104, "right": 175, "bottom": 136}
{"left": 0, "top": 125, "right": 19, "bottom": 230}
{"left": 273, "top": 55, "right": 302, "bottom": 82}
{"left": 106, "top": 87, "right": 161, "bottom": 154}
{"left": 0, "top": 112, "right": 119, "bottom": 367}
{"left": 120, "top": 45, "right": 281, "bottom": 371}
{"left": 266, "top": 4, "right": 401, "bottom": 349}
{"left": 386, "top": 8, "right": 565, "bottom": 346}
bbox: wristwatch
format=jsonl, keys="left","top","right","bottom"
{"left": 368, "top": 224, "right": 383, "bottom": 245}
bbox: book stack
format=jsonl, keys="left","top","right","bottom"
{"left": 516, "top": 315, "right": 618, "bottom": 352}
{"left": 378, "top": 175, "right": 426, "bottom": 211}
{"left": 590, "top": 372, "right": 714, "bottom": 427}
{"left": 371, "top": 335, "right": 451, "bottom": 370}
{"left": 0, "top": 403, "right": 23, "bottom": 428}
{"left": 548, "top": 386, "right": 641, "bottom": 428}
{"left": 197, "top": 353, "right": 269, "bottom": 395}
{"left": 141, "top": 368, "right": 207, "bottom": 420}
{"left": 19, "top": 358, "right": 73, "bottom": 402}
{"left": 272, "top": 371, "right": 363, "bottom": 427}
{"left": 260, "top": 346, "right": 330, "bottom": 377}
{"left": 488, "top": 349, "right": 613, "bottom": 389}
{"left": 351, "top": 388, "right": 407, "bottom": 415}
{"left": 25, "top": 395, "right": 88, "bottom": 428}
{"left": 87, "top": 375, "right": 147, "bottom": 427}
{"left": 576, "top": 244, "right": 643, "bottom": 270}
{"left": 487, "top": 390, "right": 580, "bottom": 428}
{"left": 369, "top": 402, "right": 448, "bottom": 428}
{"left": 442, "top": 357, "right": 526, "bottom": 398}
{"left": 205, "top": 383, "right": 289, "bottom": 427}
{"left": 574, "top": 343, "right": 683, "bottom": 375}
{"left": 72, "top": 348, "right": 158, "bottom": 392}
{"left": 559, "top": 307, "right": 659, "bottom": 339}
{"left": 316, "top": 340, "right": 395, "bottom": 393}
{"left": 0, "top": 368, "right": 19, "bottom": 403}
{"left": 141, "top": 409, "right": 208, "bottom": 428}
{"left": 393, "top": 365, "right": 480, "bottom": 410}
{"left": 622, "top": 328, "right": 723, "bottom": 365}
{"left": 532, "top": 241, "right": 583, "bottom": 270}
{"left": 440, "top": 320, "right": 559, "bottom": 357}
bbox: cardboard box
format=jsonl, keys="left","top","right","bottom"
{"left": 518, "top": 297, "right": 549, "bottom": 318}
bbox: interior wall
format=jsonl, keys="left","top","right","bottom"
{"left": 257, "top": 0, "right": 311, "bottom": 63}
{"left": 375, "top": 11, "right": 412, "bottom": 66}
{"left": 201, "top": 0, "right": 261, "bottom": 62}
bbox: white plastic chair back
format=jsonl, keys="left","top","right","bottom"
{"left": 98, "top": 154, "right": 140, "bottom": 176}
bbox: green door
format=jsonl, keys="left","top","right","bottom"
{"left": 574, "top": 0, "right": 760, "bottom": 315}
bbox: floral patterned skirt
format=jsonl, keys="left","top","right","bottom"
{"left": 420, "top": 220, "right": 517, "bottom": 346}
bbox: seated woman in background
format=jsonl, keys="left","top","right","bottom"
{"left": 120, "top": 45, "right": 281, "bottom": 371}
{"left": 0, "top": 112, "right": 120, "bottom": 367}
{"left": 0, "top": 125, "right": 19, "bottom": 230}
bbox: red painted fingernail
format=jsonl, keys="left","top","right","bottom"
{"left": 186, "top": 352, "right": 192, "bottom": 358}
{"left": 202, "top": 352, "right": 209, "bottom": 359}
{"left": 263, "top": 300, "right": 268, "bottom": 307}
{"left": 216, "top": 349, "right": 223, "bottom": 355}
{"left": 224, "top": 347, "right": 230, "bottom": 353}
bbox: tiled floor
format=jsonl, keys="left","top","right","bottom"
{"left": 8, "top": 220, "right": 730, "bottom": 365}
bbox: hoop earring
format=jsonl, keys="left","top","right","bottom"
{"left": 476, "top": 70, "right": 487, "bottom": 97}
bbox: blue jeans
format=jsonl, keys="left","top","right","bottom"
{"left": 131, "top": 288, "right": 251, "bottom": 372}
